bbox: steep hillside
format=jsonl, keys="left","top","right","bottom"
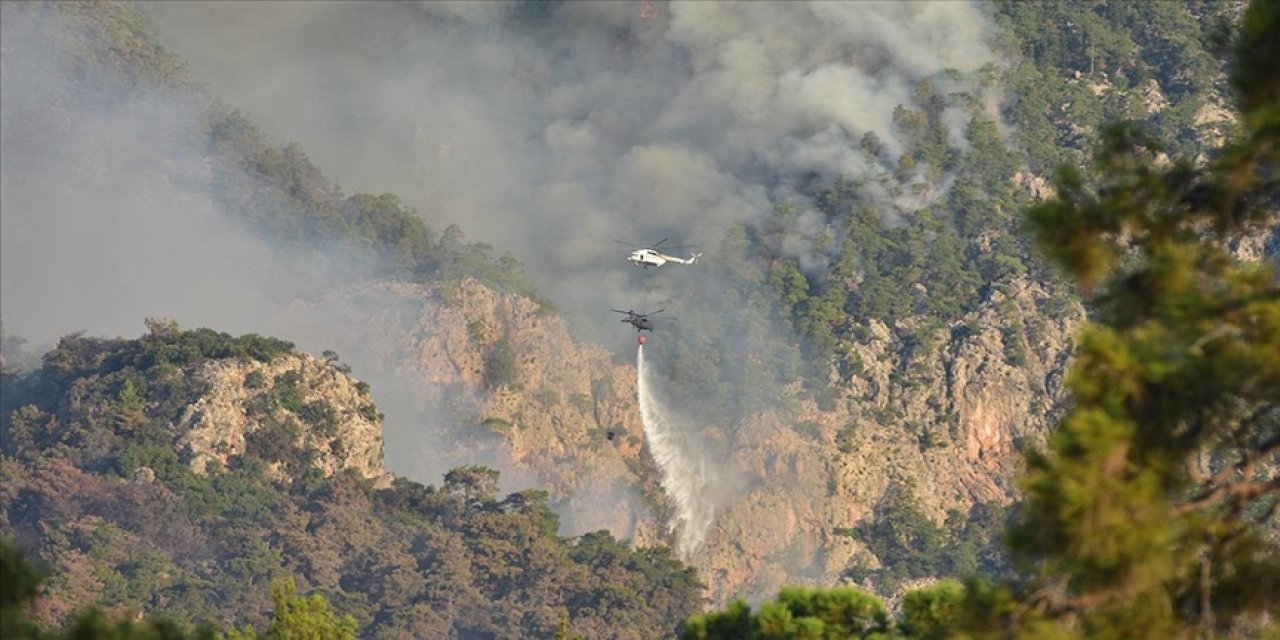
{"left": 174, "top": 348, "right": 386, "bottom": 483}
{"left": 0, "top": 326, "right": 702, "bottom": 638}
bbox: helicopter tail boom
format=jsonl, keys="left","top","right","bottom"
{"left": 663, "top": 252, "right": 701, "bottom": 265}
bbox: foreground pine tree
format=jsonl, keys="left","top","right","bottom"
{"left": 982, "top": 1, "right": 1280, "bottom": 637}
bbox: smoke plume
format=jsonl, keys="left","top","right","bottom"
{"left": 139, "top": 0, "right": 1000, "bottom": 301}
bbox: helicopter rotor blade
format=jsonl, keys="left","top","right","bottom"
{"left": 650, "top": 238, "right": 670, "bottom": 249}
{"left": 612, "top": 238, "right": 640, "bottom": 247}
{"left": 609, "top": 309, "right": 631, "bottom": 315}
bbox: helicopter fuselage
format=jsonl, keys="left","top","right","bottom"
{"left": 611, "top": 309, "right": 660, "bottom": 331}
{"left": 626, "top": 248, "right": 699, "bottom": 268}
{"left": 623, "top": 316, "right": 654, "bottom": 331}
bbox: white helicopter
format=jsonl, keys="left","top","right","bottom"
{"left": 615, "top": 238, "right": 702, "bottom": 269}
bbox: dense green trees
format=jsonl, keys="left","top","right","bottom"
{"left": 737, "top": 0, "right": 1238, "bottom": 378}
{"left": 843, "top": 486, "right": 1008, "bottom": 593}
{"left": 225, "top": 579, "right": 356, "bottom": 640}
{"left": 684, "top": 586, "right": 891, "bottom": 640}
{"left": 2, "top": 537, "right": 356, "bottom": 640}
{"left": 683, "top": 582, "right": 978, "bottom": 640}
{"left": 995, "top": 0, "right": 1232, "bottom": 170}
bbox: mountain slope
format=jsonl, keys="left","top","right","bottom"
{"left": 0, "top": 325, "right": 702, "bottom": 638}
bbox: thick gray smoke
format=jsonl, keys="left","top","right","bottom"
{"left": 0, "top": 9, "right": 297, "bottom": 343}
{"left": 139, "top": 0, "right": 999, "bottom": 303}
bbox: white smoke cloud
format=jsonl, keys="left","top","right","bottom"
{"left": 0, "top": 10, "right": 294, "bottom": 344}
{"left": 139, "top": 0, "right": 1001, "bottom": 298}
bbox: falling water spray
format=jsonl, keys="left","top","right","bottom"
{"left": 636, "top": 344, "right": 716, "bottom": 558}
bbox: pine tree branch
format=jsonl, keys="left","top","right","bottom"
{"left": 1174, "top": 475, "right": 1280, "bottom": 517}
{"left": 1054, "top": 584, "right": 1132, "bottom": 614}
{"left": 1175, "top": 411, "right": 1280, "bottom": 517}
{"left": 1198, "top": 550, "right": 1213, "bottom": 636}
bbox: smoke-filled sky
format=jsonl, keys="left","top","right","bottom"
{"left": 138, "top": 0, "right": 1000, "bottom": 313}
{"left": 0, "top": 5, "right": 315, "bottom": 346}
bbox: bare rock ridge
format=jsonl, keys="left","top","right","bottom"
{"left": 177, "top": 352, "right": 390, "bottom": 486}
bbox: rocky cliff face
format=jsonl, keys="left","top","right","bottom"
{"left": 176, "top": 352, "right": 390, "bottom": 486}
{"left": 694, "top": 277, "right": 1083, "bottom": 602}
{"left": 279, "top": 278, "right": 668, "bottom": 543}
{"left": 277, "top": 275, "right": 1084, "bottom": 605}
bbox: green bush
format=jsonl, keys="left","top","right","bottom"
{"left": 298, "top": 401, "right": 339, "bottom": 437}
{"left": 244, "top": 370, "right": 266, "bottom": 390}
{"left": 357, "top": 403, "right": 381, "bottom": 422}
{"left": 793, "top": 421, "right": 824, "bottom": 442}
{"left": 245, "top": 418, "right": 301, "bottom": 464}
{"left": 483, "top": 339, "right": 520, "bottom": 390}
{"left": 272, "top": 372, "right": 304, "bottom": 413}
{"left": 481, "top": 416, "right": 513, "bottom": 432}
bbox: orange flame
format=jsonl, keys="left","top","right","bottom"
{"left": 640, "top": 0, "right": 656, "bottom": 19}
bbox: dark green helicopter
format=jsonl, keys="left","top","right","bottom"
{"left": 611, "top": 308, "right": 663, "bottom": 333}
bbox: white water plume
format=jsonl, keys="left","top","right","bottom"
{"left": 636, "top": 345, "right": 716, "bottom": 558}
